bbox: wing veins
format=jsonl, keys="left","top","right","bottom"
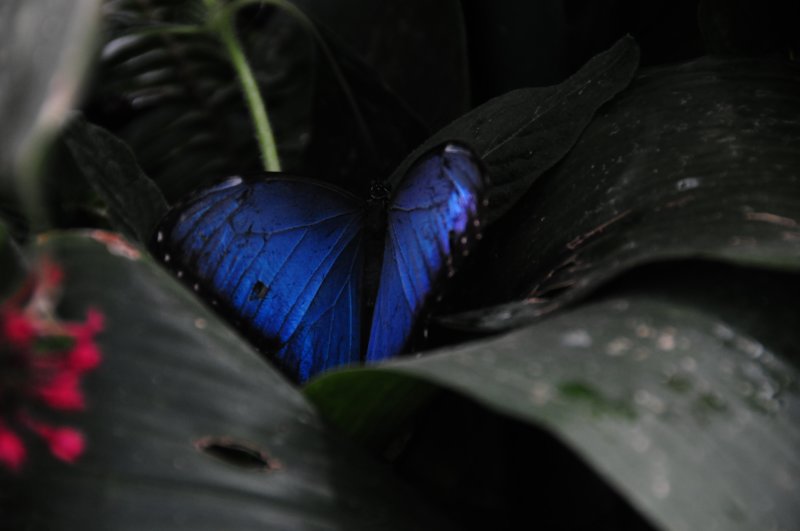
{"left": 386, "top": 225, "right": 417, "bottom": 314}
{"left": 277, "top": 216, "right": 361, "bottom": 338}
{"left": 256, "top": 210, "right": 358, "bottom": 236}
{"left": 290, "top": 240, "right": 362, "bottom": 365}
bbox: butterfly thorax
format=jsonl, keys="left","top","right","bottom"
{"left": 362, "top": 181, "right": 391, "bottom": 344}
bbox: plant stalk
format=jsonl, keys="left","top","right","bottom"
{"left": 210, "top": 2, "right": 281, "bottom": 172}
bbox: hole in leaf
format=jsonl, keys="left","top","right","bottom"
{"left": 194, "top": 436, "right": 278, "bottom": 471}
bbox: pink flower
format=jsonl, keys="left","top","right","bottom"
{"left": 40, "top": 261, "right": 63, "bottom": 287}
{"left": 21, "top": 416, "right": 85, "bottom": 464}
{"left": 67, "top": 308, "right": 105, "bottom": 342}
{"left": 0, "top": 259, "right": 104, "bottom": 471}
{"left": 36, "top": 371, "right": 86, "bottom": 411}
{"left": 67, "top": 340, "right": 102, "bottom": 371}
{"left": 3, "top": 310, "right": 35, "bottom": 346}
{"left": 0, "top": 425, "right": 26, "bottom": 472}
{"left": 44, "top": 427, "right": 85, "bottom": 463}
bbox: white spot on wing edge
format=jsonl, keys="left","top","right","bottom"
{"left": 444, "top": 143, "right": 469, "bottom": 155}
{"left": 213, "top": 175, "right": 244, "bottom": 190}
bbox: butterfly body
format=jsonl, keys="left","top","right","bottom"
{"left": 152, "top": 143, "right": 485, "bottom": 383}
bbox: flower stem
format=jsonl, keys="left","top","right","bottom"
{"left": 208, "top": 1, "right": 281, "bottom": 172}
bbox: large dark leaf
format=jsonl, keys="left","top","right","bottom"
{"left": 387, "top": 35, "right": 640, "bottom": 223}
{"left": 307, "top": 270, "right": 800, "bottom": 530}
{"left": 63, "top": 116, "right": 168, "bottom": 244}
{"left": 462, "top": 55, "right": 800, "bottom": 317}
{"left": 0, "top": 233, "right": 453, "bottom": 530}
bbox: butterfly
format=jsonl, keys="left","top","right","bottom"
{"left": 151, "top": 142, "right": 486, "bottom": 383}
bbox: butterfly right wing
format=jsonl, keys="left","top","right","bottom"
{"left": 152, "top": 176, "right": 365, "bottom": 383}
{"left": 366, "top": 143, "right": 486, "bottom": 362}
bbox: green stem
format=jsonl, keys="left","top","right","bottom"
{"left": 226, "top": 0, "right": 377, "bottom": 164}
{"left": 207, "top": 0, "right": 281, "bottom": 172}
{"left": 16, "top": 141, "right": 49, "bottom": 233}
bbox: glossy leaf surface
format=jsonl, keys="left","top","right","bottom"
{"left": 0, "top": 233, "right": 453, "bottom": 530}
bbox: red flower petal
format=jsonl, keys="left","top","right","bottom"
{"left": 45, "top": 427, "right": 85, "bottom": 463}
{"left": 41, "top": 261, "right": 64, "bottom": 288}
{"left": 0, "top": 426, "right": 26, "bottom": 471}
{"left": 67, "top": 310, "right": 105, "bottom": 341}
{"left": 19, "top": 415, "right": 85, "bottom": 464}
{"left": 2, "top": 310, "right": 36, "bottom": 346}
{"left": 68, "top": 340, "right": 102, "bottom": 371}
{"left": 85, "top": 308, "right": 105, "bottom": 333}
{"left": 36, "top": 371, "right": 85, "bottom": 410}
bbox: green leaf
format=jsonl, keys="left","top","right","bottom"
{"left": 0, "top": 0, "right": 102, "bottom": 220}
{"left": 63, "top": 117, "right": 168, "bottom": 244}
{"left": 387, "top": 35, "right": 641, "bottom": 223}
{"left": 0, "top": 233, "right": 453, "bottom": 530}
{"left": 307, "top": 277, "right": 800, "bottom": 530}
{"left": 463, "top": 54, "right": 800, "bottom": 316}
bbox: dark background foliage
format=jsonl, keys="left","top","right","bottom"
{"left": 1, "top": 0, "right": 799, "bottom": 529}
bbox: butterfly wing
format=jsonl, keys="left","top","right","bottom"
{"left": 366, "top": 143, "right": 486, "bottom": 362}
{"left": 152, "top": 176, "right": 365, "bottom": 383}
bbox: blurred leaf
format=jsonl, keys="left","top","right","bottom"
{"left": 0, "top": 232, "right": 453, "bottom": 530}
{"left": 0, "top": 0, "right": 102, "bottom": 225}
{"left": 63, "top": 116, "right": 168, "bottom": 244}
{"left": 308, "top": 284, "right": 800, "bottom": 531}
{"left": 466, "top": 55, "right": 800, "bottom": 313}
{"left": 387, "top": 35, "right": 640, "bottom": 223}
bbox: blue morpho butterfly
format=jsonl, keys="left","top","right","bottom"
{"left": 151, "top": 142, "right": 486, "bottom": 383}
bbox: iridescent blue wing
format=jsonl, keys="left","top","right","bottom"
{"left": 152, "top": 176, "right": 364, "bottom": 383}
{"left": 366, "top": 143, "right": 486, "bottom": 362}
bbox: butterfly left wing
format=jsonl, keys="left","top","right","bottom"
{"left": 152, "top": 176, "right": 365, "bottom": 383}
{"left": 366, "top": 143, "right": 486, "bottom": 362}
